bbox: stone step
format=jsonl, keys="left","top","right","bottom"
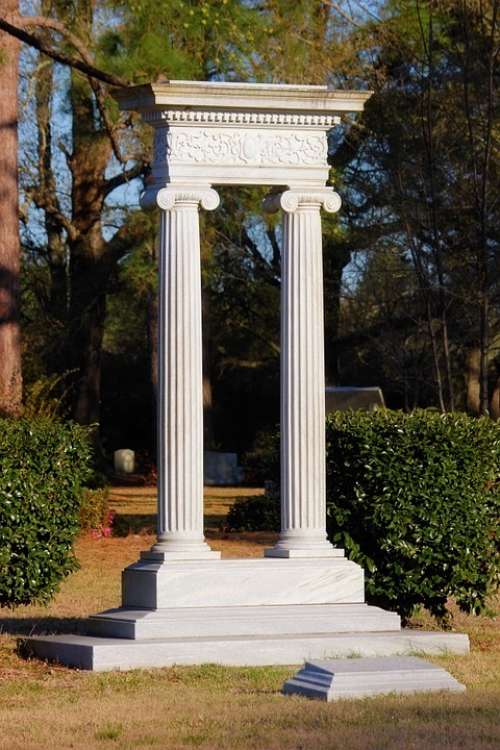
{"left": 87, "top": 603, "right": 401, "bottom": 640}
{"left": 22, "top": 630, "right": 469, "bottom": 672}
{"left": 283, "top": 656, "right": 466, "bottom": 701}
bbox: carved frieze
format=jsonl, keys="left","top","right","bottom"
{"left": 153, "top": 127, "right": 328, "bottom": 167}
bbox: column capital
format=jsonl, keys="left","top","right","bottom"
{"left": 263, "top": 188, "right": 341, "bottom": 215}
{"left": 141, "top": 185, "right": 220, "bottom": 212}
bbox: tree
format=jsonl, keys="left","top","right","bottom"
{"left": 0, "top": 0, "right": 22, "bottom": 417}
{"left": 332, "top": 0, "right": 499, "bottom": 413}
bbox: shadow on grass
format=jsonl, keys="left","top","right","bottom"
{"left": 0, "top": 616, "right": 88, "bottom": 637}
{"left": 112, "top": 513, "right": 237, "bottom": 535}
{"left": 112, "top": 514, "right": 156, "bottom": 536}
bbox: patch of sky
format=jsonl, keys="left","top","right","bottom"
{"left": 245, "top": 215, "right": 281, "bottom": 267}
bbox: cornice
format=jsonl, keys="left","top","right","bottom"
{"left": 113, "top": 80, "right": 373, "bottom": 116}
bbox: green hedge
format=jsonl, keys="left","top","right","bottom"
{"left": 233, "top": 410, "right": 500, "bottom": 620}
{"left": 0, "top": 418, "right": 93, "bottom": 607}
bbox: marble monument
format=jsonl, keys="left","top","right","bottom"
{"left": 24, "top": 81, "right": 468, "bottom": 669}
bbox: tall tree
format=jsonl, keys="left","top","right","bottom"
{"left": 332, "top": 0, "right": 499, "bottom": 412}
{"left": 0, "top": 0, "right": 22, "bottom": 417}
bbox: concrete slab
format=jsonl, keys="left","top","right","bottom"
{"left": 21, "top": 630, "right": 469, "bottom": 672}
{"left": 283, "top": 656, "right": 466, "bottom": 701}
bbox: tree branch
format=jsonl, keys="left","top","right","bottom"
{"left": 321, "top": 1, "right": 363, "bottom": 29}
{"left": 104, "top": 162, "right": 147, "bottom": 198}
{"left": 0, "top": 16, "right": 128, "bottom": 87}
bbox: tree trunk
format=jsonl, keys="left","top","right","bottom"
{"left": 68, "top": 252, "right": 108, "bottom": 425}
{"left": 0, "top": 0, "right": 22, "bottom": 417}
{"left": 490, "top": 371, "right": 500, "bottom": 421}
{"left": 465, "top": 346, "right": 481, "bottom": 415}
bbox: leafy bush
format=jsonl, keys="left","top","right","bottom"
{"left": 227, "top": 492, "right": 280, "bottom": 532}
{"left": 0, "top": 418, "right": 93, "bottom": 607}
{"left": 326, "top": 410, "right": 499, "bottom": 620}
{"left": 229, "top": 411, "right": 500, "bottom": 620}
{"left": 80, "top": 488, "right": 111, "bottom": 533}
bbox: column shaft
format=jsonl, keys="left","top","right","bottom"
{"left": 266, "top": 189, "right": 341, "bottom": 558}
{"left": 150, "top": 188, "right": 220, "bottom": 560}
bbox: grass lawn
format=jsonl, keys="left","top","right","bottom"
{"left": 0, "top": 488, "right": 498, "bottom": 750}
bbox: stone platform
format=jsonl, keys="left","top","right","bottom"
{"left": 23, "top": 630, "right": 469, "bottom": 672}
{"left": 87, "top": 603, "right": 400, "bottom": 639}
{"left": 21, "top": 557, "right": 469, "bottom": 671}
{"left": 283, "top": 656, "right": 466, "bottom": 701}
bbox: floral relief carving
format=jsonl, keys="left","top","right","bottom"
{"left": 156, "top": 129, "right": 327, "bottom": 167}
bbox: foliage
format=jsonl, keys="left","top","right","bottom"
{"left": 0, "top": 418, "right": 93, "bottom": 607}
{"left": 227, "top": 492, "right": 280, "bottom": 532}
{"left": 23, "top": 372, "right": 75, "bottom": 420}
{"left": 336, "top": 0, "right": 500, "bottom": 414}
{"left": 325, "top": 410, "right": 500, "bottom": 620}
{"left": 79, "top": 487, "right": 111, "bottom": 533}
{"left": 232, "top": 410, "right": 500, "bottom": 620}
{"left": 100, "top": 0, "right": 269, "bottom": 82}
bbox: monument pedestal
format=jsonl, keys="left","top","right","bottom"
{"left": 121, "top": 555, "right": 363, "bottom": 609}
{"left": 22, "top": 555, "right": 469, "bottom": 671}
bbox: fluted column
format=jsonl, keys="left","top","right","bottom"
{"left": 264, "top": 188, "right": 342, "bottom": 558}
{"left": 148, "top": 186, "right": 220, "bottom": 560}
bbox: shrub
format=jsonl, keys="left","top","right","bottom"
{"left": 0, "top": 417, "right": 93, "bottom": 607}
{"left": 227, "top": 492, "right": 280, "bottom": 532}
{"left": 325, "top": 410, "right": 499, "bottom": 620}
{"left": 80, "top": 488, "right": 111, "bottom": 534}
{"left": 230, "top": 411, "right": 500, "bottom": 621}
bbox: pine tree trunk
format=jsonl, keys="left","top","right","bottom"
{"left": 466, "top": 346, "right": 481, "bottom": 415}
{"left": 490, "top": 375, "right": 500, "bottom": 421}
{"left": 0, "top": 1, "right": 23, "bottom": 417}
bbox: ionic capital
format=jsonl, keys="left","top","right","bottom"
{"left": 141, "top": 185, "right": 220, "bottom": 212}
{"left": 263, "top": 188, "right": 341, "bottom": 215}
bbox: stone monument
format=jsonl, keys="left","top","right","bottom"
{"left": 24, "top": 81, "right": 468, "bottom": 670}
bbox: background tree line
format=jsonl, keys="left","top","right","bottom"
{"left": 0, "top": 0, "right": 498, "bottom": 461}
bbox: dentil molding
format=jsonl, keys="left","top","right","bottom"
{"left": 143, "top": 109, "right": 340, "bottom": 128}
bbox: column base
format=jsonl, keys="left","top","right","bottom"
{"left": 146, "top": 540, "right": 221, "bottom": 561}
{"left": 265, "top": 531, "right": 341, "bottom": 558}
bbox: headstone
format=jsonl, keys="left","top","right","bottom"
{"left": 204, "top": 451, "right": 243, "bottom": 485}
{"left": 325, "top": 386, "right": 385, "bottom": 413}
{"left": 283, "top": 656, "right": 465, "bottom": 701}
{"left": 114, "top": 449, "right": 135, "bottom": 474}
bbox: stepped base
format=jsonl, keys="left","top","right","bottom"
{"left": 283, "top": 656, "right": 466, "bottom": 701}
{"left": 88, "top": 603, "right": 400, "bottom": 639}
{"left": 22, "top": 631, "right": 469, "bottom": 672}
